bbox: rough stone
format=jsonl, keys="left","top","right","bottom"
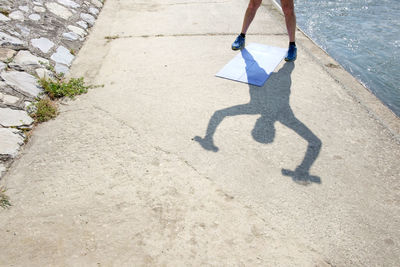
{"left": 67, "top": 25, "right": 87, "bottom": 37}
{"left": 0, "top": 128, "right": 24, "bottom": 158}
{"left": 19, "top": 6, "right": 29, "bottom": 12}
{"left": 0, "top": 13, "right": 10, "bottom": 22}
{"left": 62, "top": 32, "right": 79, "bottom": 41}
{"left": 91, "top": 0, "right": 103, "bottom": 8}
{"left": 45, "top": 2, "right": 73, "bottom": 20}
{"left": 58, "top": 0, "right": 80, "bottom": 9}
{"left": 9, "top": 11, "right": 24, "bottom": 21}
{"left": 51, "top": 46, "right": 74, "bottom": 66}
{"left": 0, "top": 0, "right": 103, "bottom": 176}
{"left": 54, "top": 63, "right": 69, "bottom": 75}
{"left": 0, "top": 107, "right": 33, "bottom": 127}
{"left": 33, "top": 6, "right": 46, "bottom": 13}
{"left": 29, "top": 14, "right": 41, "bottom": 21}
{"left": 7, "top": 29, "right": 22, "bottom": 37}
{"left": 15, "top": 24, "right": 30, "bottom": 37}
{"left": 80, "top": 13, "right": 95, "bottom": 26}
{"left": 0, "top": 32, "right": 25, "bottom": 49}
{"left": 0, "top": 92, "right": 20, "bottom": 105}
{"left": 1, "top": 71, "right": 43, "bottom": 98}
{"left": 35, "top": 68, "right": 54, "bottom": 80}
{"left": 89, "top": 7, "right": 99, "bottom": 16}
{"left": 0, "top": 163, "right": 5, "bottom": 177}
{"left": 76, "top": 20, "right": 88, "bottom": 29}
{"left": 0, "top": 81, "right": 8, "bottom": 90}
{"left": 31, "top": 37, "right": 54, "bottom": 53}
{"left": 0, "top": 48, "right": 17, "bottom": 61}
{"left": 10, "top": 50, "right": 49, "bottom": 69}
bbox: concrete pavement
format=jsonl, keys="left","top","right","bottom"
{"left": 1, "top": 0, "right": 399, "bottom": 265}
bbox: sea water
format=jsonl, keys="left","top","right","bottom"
{"left": 279, "top": 0, "right": 400, "bottom": 116}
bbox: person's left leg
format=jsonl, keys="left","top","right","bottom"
{"left": 281, "top": 0, "right": 297, "bottom": 61}
{"left": 281, "top": 0, "right": 296, "bottom": 42}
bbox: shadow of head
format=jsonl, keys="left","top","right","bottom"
{"left": 249, "top": 61, "right": 296, "bottom": 144}
{"left": 252, "top": 116, "right": 275, "bottom": 144}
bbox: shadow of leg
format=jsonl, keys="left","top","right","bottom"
{"left": 193, "top": 136, "right": 219, "bottom": 152}
{"left": 195, "top": 104, "right": 256, "bottom": 152}
{"left": 280, "top": 112, "right": 322, "bottom": 185}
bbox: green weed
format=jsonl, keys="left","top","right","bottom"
{"left": 38, "top": 77, "right": 89, "bottom": 99}
{"left": 33, "top": 98, "right": 58, "bottom": 123}
{"left": 0, "top": 186, "right": 11, "bottom": 209}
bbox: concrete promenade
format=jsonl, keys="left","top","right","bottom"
{"left": 1, "top": 0, "right": 399, "bottom": 265}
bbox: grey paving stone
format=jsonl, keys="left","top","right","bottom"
{"left": 0, "top": 32, "right": 25, "bottom": 49}
{"left": 0, "top": 107, "right": 33, "bottom": 127}
{"left": 77, "top": 20, "right": 89, "bottom": 29}
{"left": 51, "top": 46, "right": 74, "bottom": 66}
{"left": 29, "top": 14, "right": 41, "bottom": 21}
{"left": 68, "top": 25, "right": 87, "bottom": 37}
{"left": 19, "top": 6, "right": 29, "bottom": 12}
{"left": 10, "top": 50, "right": 49, "bottom": 69}
{"left": 35, "top": 68, "right": 54, "bottom": 80}
{"left": 1, "top": 71, "right": 43, "bottom": 98}
{"left": 63, "top": 32, "right": 79, "bottom": 41}
{"left": 91, "top": 0, "right": 103, "bottom": 8}
{"left": 0, "top": 13, "right": 10, "bottom": 22}
{"left": 33, "top": 6, "right": 46, "bottom": 13}
{"left": 45, "top": 2, "right": 73, "bottom": 20}
{"left": 0, "top": 127, "right": 24, "bottom": 158}
{"left": 55, "top": 63, "right": 69, "bottom": 75}
{"left": 15, "top": 24, "right": 30, "bottom": 37}
{"left": 31, "top": 37, "right": 54, "bottom": 53}
{"left": 89, "top": 7, "right": 99, "bottom": 16}
{"left": 80, "top": 13, "right": 95, "bottom": 26}
{"left": 58, "top": 0, "right": 80, "bottom": 9}
{"left": 0, "top": 62, "right": 5, "bottom": 72}
{"left": 0, "top": 92, "right": 20, "bottom": 105}
{"left": 0, "top": 48, "right": 17, "bottom": 61}
{"left": 9, "top": 11, "right": 24, "bottom": 21}
{"left": 0, "top": 163, "right": 6, "bottom": 177}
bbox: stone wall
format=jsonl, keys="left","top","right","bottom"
{"left": 0, "top": 0, "right": 104, "bottom": 178}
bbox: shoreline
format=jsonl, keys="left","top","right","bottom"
{"left": 269, "top": 0, "right": 400, "bottom": 141}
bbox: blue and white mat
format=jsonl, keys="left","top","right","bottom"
{"left": 216, "top": 43, "right": 287, "bottom": 86}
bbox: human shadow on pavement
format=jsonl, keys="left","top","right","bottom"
{"left": 194, "top": 49, "right": 322, "bottom": 185}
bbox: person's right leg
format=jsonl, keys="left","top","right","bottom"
{"left": 281, "top": 0, "right": 297, "bottom": 61}
{"left": 241, "top": 0, "right": 263, "bottom": 35}
{"left": 232, "top": 0, "right": 262, "bottom": 50}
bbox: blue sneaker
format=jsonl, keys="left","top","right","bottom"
{"left": 232, "top": 35, "right": 245, "bottom": 50}
{"left": 285, "top": 44, "right": 297, "bottom": 61}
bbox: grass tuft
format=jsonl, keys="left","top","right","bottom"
{"left": 0, "top": 186, "right": 11, "bottom": 209}
{"left": 105, "top": 35, "right": 120, "bottom": 40}
{"left": 0, "top": 8, "right": 9, "bottom": 16}
{"left": 33, "top": 98, "right": 58, "bottom": 123}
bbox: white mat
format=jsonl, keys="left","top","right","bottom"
{"left": 216, "top": 43, "right": 287, "bottom": 86}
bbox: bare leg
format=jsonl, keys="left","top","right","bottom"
{"left": 281, "top": 0, "right": 296, "bottom": 42}
{"left": 241, "top": 0, "right": 263, "bottom": 34}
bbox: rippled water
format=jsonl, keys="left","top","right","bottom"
{"left": 281, "top": 0, "right": 400, "bottom": 116}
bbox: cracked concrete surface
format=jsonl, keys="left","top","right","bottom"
{"left": 0, "top": 0, "right": 399, "bottom": 265}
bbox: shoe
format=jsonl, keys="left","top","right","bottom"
{"left": 232, "top": 35, "right": 245, "bottom": 50}
{"left": 285, "top": 44, "right": 297, "bottom": 61}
